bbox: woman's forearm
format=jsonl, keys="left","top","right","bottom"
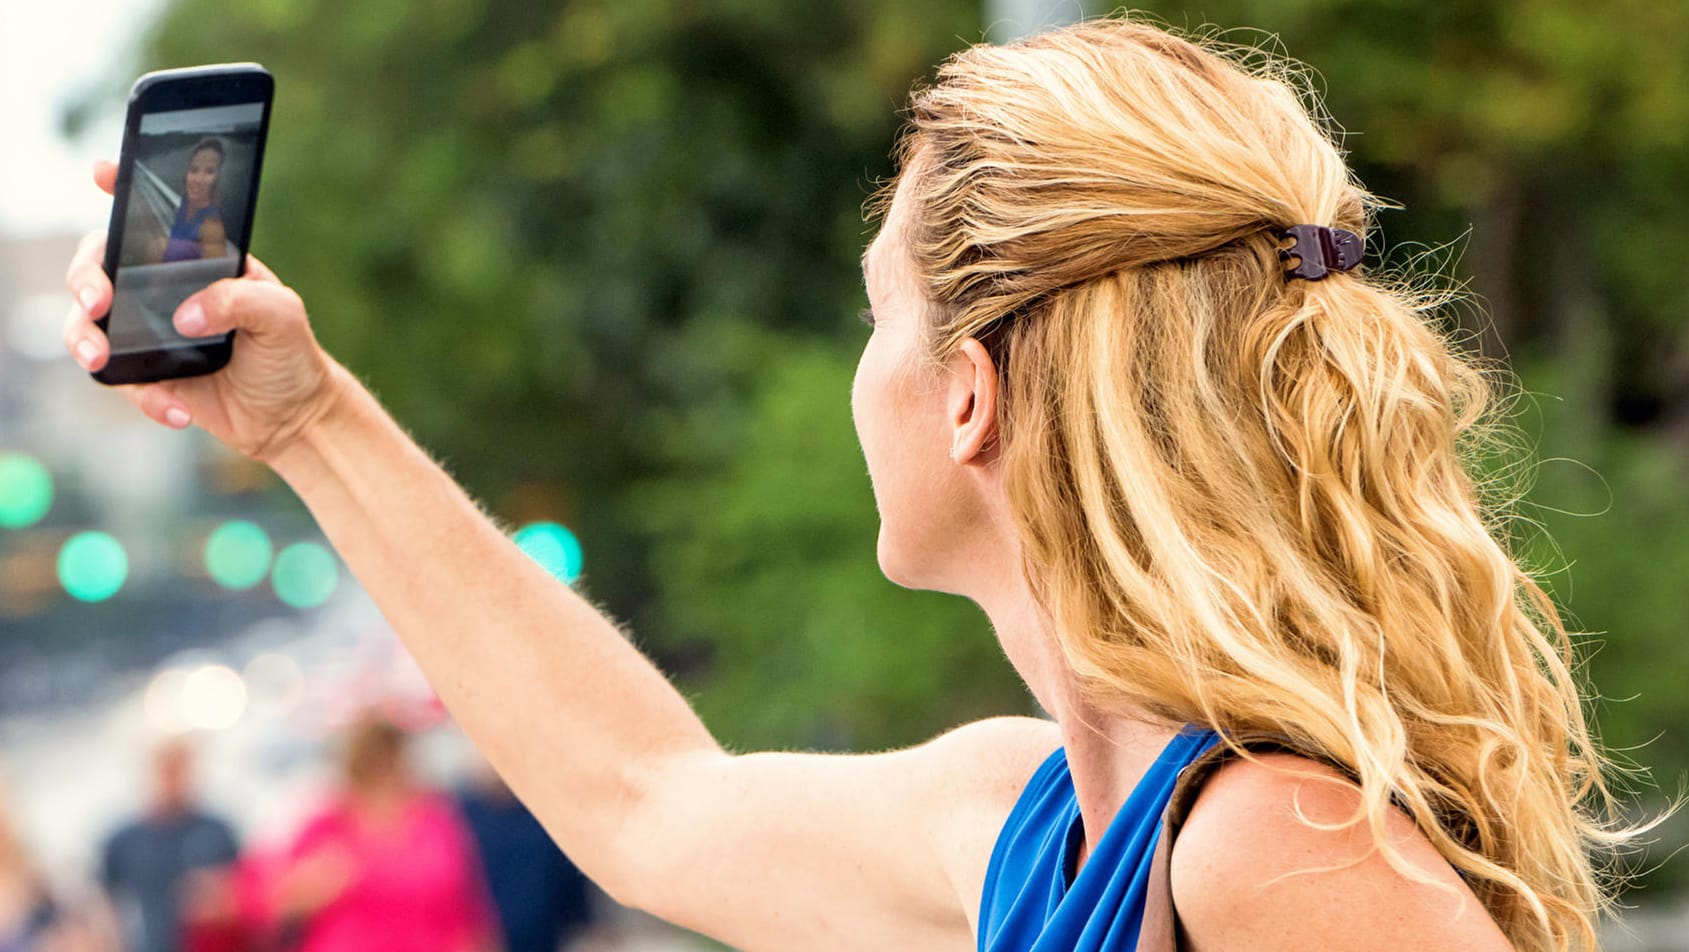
{"left": 269, "top": 366, "right": 721, "bottom": 900}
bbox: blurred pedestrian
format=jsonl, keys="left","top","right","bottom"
{"left": 99, "top": 740, "right": 240, "bottom": 952}
{"left": 0, "top": 786, "right": 63, "bottom": 952}
{"left": 456, "top": 765, "right": 596, "bottom": 952}
{"left": 272, "top": 717, "right": 495, "bottom": 952}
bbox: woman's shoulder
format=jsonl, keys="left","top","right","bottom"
{"left": 1168, "top": 752, "right": 1511, "bottom": 950}
{"left": 923, "top": 716, "right": 1062, "bottom": 806}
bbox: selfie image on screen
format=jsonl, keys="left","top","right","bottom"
{"left": 109, "top": 102, "right": 263, "bottom": 355}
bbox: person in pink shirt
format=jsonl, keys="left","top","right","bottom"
{"left": 273, "top": 717, "right": 497, "bottom": 952}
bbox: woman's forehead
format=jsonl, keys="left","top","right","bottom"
{"left": 864, "top": 202, "right": 914, "bottom": 288}
{"left": 862, "top": 232, "right": 905, "bottom": 306}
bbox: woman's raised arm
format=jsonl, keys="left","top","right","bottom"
{"left": 62, "top": 164, "right": 1060, "bottom": 951}
{"left": 254, "top": 346, "right": 1058, "bottom": 950}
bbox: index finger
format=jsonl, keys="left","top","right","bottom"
{"left": 64, "top": 230, "right": 110, "bottom": 318}
{"left": 241, "top": 253, "right": 282, "bottom": 285}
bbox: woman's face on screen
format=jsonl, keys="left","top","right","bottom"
{"left": 186, "top": 148, "right": 222, "bottom": 204}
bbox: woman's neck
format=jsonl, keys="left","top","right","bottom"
{"left": 349, "top": 779, "right": 414, "bottom": 817}
{"left": 1058, "top": 699, "right": 1178, "bottom": 876}
{"left": 976, "top": 576, "right": 1177, "bottom": 877}
{"left": 962, "top": 496, "right": 1184, "bottom": 875}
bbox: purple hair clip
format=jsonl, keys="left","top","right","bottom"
{"left": 1279, "top": 225, "right": 1363, "bottom": 281}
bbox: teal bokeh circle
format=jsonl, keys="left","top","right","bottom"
{"left": 0, "top": 453, "right": 54, "bottom": 529}
{"left": 206, "top": 521, "right": 274, "bottom": 590}
{"left": 272, "top": 542, "right": 338, "bottom": 609}
{"left": 58, "top": 531, "right": 128, "bottom": 602}
{"left": 514, "top": 522, "right": 584, "bottom": 584}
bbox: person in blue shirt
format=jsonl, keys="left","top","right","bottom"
{"left": 98, "top": 741, "right": 240, "bottom": 952}
{"left": 456, "top": 766, "right": 598, "bottom": 952}
{"left": 0, "top": 792, "right": 66, "bottom": 952}
{"left": 66, "top": 14, "right": 1635, "bottom": 952}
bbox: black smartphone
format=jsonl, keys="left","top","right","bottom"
{"left": 95, "top": 63, "right": 273, "bottom": 385}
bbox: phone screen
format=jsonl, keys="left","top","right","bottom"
{"left": 99, "top": 66, "right": 271, "bottom": 386}
{"left": 107, "top": 100, "right": 265, "bottom": 356}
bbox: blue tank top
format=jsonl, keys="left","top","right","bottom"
{"left": 163, "top": 200, "right": 222, "bottom": 262}
{"left": 979, "top": 727, "right": 1221, "bottom": 952}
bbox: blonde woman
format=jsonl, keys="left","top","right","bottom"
{"left": 65, "top": 17, "right": 1627, "bottom": 952}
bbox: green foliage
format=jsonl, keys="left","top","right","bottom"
{"left": 1506, "top": 362, "right": 1689, "bottom": 815}
{"left": 126, "top": 0, "right": 1009, "bottom": 751}
{"left": 116, "top": 0, "right": 1689, "bottom": 804}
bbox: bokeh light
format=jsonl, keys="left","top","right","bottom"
{"left": 205, "top": 520, "right": 273, "bottom": 590}
{"left": 243, "top": 652, "right": 305, "bottom": 717}
{"left": 144, "top": 669, "right": 192, "bottom": 733}
{"left": 0, "top": 453, "right": 53, "bottom": 529}
{"left": 514, "top": 521, "right": 583, "bottom": 584}
{"left": 57, "top": 531, "right": 127, "bottom": 602}
{"left": 272, "top": 541, "right": 338, "bottom": 609}
{"left": 144, "top": 664, "right": 249, "bottom": 732}
{"left": 180, "top": 665, "right": 249, "bottom": 731}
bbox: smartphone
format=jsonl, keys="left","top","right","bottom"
{"left": 95, "top": 64, "right": 273, "bottom": 385}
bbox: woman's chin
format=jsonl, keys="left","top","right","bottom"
{"left": 875, "top": 529, "right": 925, "bottom": 591}
{"left": 875, "top": 528, "right": 963, "bottom": 595}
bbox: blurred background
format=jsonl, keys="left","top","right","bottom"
{"left": 2, "top": 0, "right": 1686, "bottom": 949}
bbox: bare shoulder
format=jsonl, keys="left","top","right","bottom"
{"left": 1170, "top": 752, "right": 1512, "bottom": 952}
{"left": 918, "top": 715, "right": 1062, "bottom": 804}
{"left": 918, "top": 716, "right": 1061, "bottom": 931}
{"left": 915, "top": 716, "right": 1063, "bottom": 845}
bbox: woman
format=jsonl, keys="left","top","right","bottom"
{"left": 157, "top": 138, "right": 227, "bottom": 263}
{"left": 65, "top": 17, "right": 1630, "bottom": 952}
{"left": 271, "top": 717, "right": 495, "bottom": 952}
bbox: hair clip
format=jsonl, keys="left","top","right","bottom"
{"left": 1279, "top": 225, "right": 1363, "bottom": 281}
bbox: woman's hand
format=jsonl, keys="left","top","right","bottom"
{"left": 62, "top": 160, "right": 347, "bottom": 463}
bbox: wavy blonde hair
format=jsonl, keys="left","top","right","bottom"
{"left": 877, "top": 16, "right": 1632, "bottom": 951}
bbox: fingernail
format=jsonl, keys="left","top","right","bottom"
{"left": 76, "top": 339, "right": 98, "bottom": 368}
{"left": 78, "top": 287, "right": 99, "bottom": 315}
{"left": 176, "top": 301, "right": 206, "bottom": 335}
{"left": 165, "top": 407, "right": 191, "bottom": 429}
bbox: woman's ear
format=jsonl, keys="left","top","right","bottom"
{"left": 945, "top": 337, "right": 1000, "bottom": 465}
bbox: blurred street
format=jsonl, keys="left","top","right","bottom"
{"left": 0, "top": 576, "right": 715, "bottom": 952}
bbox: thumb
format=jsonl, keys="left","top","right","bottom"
{"left": 174, "top": 278, "right": 306, "bottom": 339}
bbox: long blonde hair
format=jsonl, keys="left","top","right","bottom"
{"left": 880, "top": 17, "right": 1630, "bottom": 951}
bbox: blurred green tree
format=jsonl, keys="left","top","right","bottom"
{"left": 111, "top": 0, "right": 1024, "bottom": 751}
{"left": 99, "top": 0, "right": 1689, "bottom": 816}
